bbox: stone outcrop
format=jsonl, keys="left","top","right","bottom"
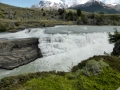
{"left": 112, "top": 40, "right": 120, "bottom": 56}
{"left": 0, "top": 38, "right": 42, "bottom": 70}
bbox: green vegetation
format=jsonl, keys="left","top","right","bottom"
{"left": 72, "top": 55, "right": 120, "bottom": 72}
{"left": 109, "top": 29, "right": 120, "bottom": 43}
{"left": 0, "top": 3, "right": 120, "bottom": 32}
{"left": 0, "top": 56, "right": 120, "bottom": 90}
{"left": 77, "top": 9, "right": 82, "bottom": 16}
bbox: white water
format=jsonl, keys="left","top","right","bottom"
{"left": 0, "top": 25, "right": 115, "bottom": 79}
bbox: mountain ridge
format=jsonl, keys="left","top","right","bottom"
{"left": 31, "top": 0, "right": 68, "bottom": 9}
{"left": 31, "top": 0, "right": 120, "bottom": 14}
{"left": 69, "top": 0, "right": 120, "bottom": 14}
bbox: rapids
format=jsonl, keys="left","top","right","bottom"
{"left": 0, "top": 25, "right": 119, "bottom": 79}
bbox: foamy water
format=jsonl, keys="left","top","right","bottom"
{"left": 0, "top": 25, "right": 116, "bottom": 79}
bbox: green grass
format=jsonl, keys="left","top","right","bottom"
{"left": 76, "top": 67, "right": 120, "bottom": 90}
{"left": 0, "top": 56, "right": 120, "bottom": 90}
{"left": 22, "top": 67, "right": 120, "bottom": 90}
{"left": 23, "top": 74, "right": 77, "bottom": 90}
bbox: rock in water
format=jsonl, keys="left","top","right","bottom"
{"left": 112, "top": 40, "right": 120, "bottom": 56}
{"left": 0, "top": 38, "right": 42, "bottom": 70}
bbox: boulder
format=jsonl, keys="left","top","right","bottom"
{"left": 0, "top": 38, "right": 42, "bottom": 70}
{"left": 112, "top": 40, "right": 120, "bottom": 56}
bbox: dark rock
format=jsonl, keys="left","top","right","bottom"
{"left": 112, "top": 40, "right": 120, "bottom": 56}
{"left": 0, "top": 38, "right": 42, "bottom": 70}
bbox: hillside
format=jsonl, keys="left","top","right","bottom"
{"left": 0, "top": 55, "right": 120, "bottom": 90}
{"left": 0, "top": 2, "right": 120, "bottom": 32}
{"left": 0, "top": 2, "right": 74, "bottom": 32}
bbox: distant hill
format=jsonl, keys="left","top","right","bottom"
{"left": 0, "top": 2, "right": 74, "bottom": 32}
{"left": 69, "top": 0, "right": 120, "bottom": 14}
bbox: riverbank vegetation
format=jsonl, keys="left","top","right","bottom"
{"left": 0, "top": 55, "right": 120, "bottom": 90}
{"left": 109, "top": 29, "right": 120, "bottom": 43}
{"left": 0, "top": 3, "right": 120, "bottom": 32}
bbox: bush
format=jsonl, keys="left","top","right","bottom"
{"left": 82, "top": 59, "right": 109, "bottom": 76}
{"left": 15, "top": 22, "right": 20, "bottom": 26}
{"left": 43, "top": 12, "right": 46, "bottom": 16}
{"left": 77, "top": 9, "right": 82, "bottom": 16}
{"left": 0, "top": 25, "right": 7, "bottom": 32}
{"left": 109, "top": 29, "right": 120, "bottom": 43}
{"left": 66, "top": 74, "right": 76, "bottom": 80}
{"left": 66, "top": 11, "right": 74, "bottom": 21}
{"left": 58, "top": 8, "right": 65, "bottom": 15}
{"left": 81, "top": 14, "right": 88, "bottom": 24}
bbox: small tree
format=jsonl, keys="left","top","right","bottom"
{"left": 109, "top": 28, "right": 120, "bottom": 43}
{"left": 58, "top": 8, "right": 65, "bottom": 15}
{"left": 41, "top": 8, "right": 44, "bottom": 11}
{"left": 99, "top": 12, "right": 104, "bottom": 14}
{"left": 43, "top": 12, "right": 46, "bottom": 16}
{"left": 0, "top": 25, "right": 7, "bottom": 32}
{"left": 66, "top": 11, "right": 74, "bottom": 21}
{"left": 77, "top": 9, "right": 82, "bottom": 16}
{"left": 81, "top": 14, "right": 88, "bottom": 24}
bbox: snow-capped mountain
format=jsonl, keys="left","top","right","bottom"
{"left": 69, "top": 0, "right": 120, "bottom": 14}
{"left": 31, "top": 0, "right": 68, "bottom": 9}
{"left": 70, "top": 0, "right": 119, "bottom": 8}
{"left": 70, "top": 0, "right": 106, "bottom": 8}
{"left": 106, "top": 3, "right": 120, "bottom": 11}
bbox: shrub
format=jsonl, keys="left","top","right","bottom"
{"left": 77, "top": 9, "right": 82, "bottom": 16}
{"left": 41, "top": 8, "right": 44, "bottom": 11}
{"left": 43, "top": 12, "right": 46, "bottom": 16}
{"left": 66, "top": 11, "right": 74, "bottom": 21}
{"left": 66, "top": 74, "right": 76, "bottom": 80}
{"left": 58, "top": 8, "right": 65, "bottom": 15}
{"left": 81, "top": 14, "right": 88, "bottom": 24}
{"left": 82, "top": 59, "right": 109, "bottom": 76}
{"left": 56, "top": 71, "right": 66, "bottom": 76}
{"left": 109, "top": 29, "right": 120, "bottom": 43}
{"left": 15, "top": 22, "right": 20, "bottom": 26}
{"left": 0, "top": 25, "right": 7, "bottom": 32}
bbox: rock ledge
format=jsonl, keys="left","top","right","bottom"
{"left": 0, "top": 38, "right": 42, "bottom": 70}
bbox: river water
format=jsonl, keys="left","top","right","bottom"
{"left": 0, "top": 25, "right": 119, "bottom": 79}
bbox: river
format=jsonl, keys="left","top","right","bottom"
{"left": 0, "top": 25, "right": 119, "bottom": 79}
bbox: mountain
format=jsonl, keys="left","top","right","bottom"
{"left": 69, "top": 0, "right": 120, "bottom": 14}
{"left": 111, "top": 4, "right": 120, "bottom": 11}
{"left": 31, "top": 0, "right": 68, "bottom": 9}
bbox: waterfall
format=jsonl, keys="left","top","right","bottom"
{"left": 0, "top": 26, "right": 114, "bottom": 79}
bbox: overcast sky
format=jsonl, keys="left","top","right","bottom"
{"left": 0, "top": 0, "right": 120, "bottom": 7}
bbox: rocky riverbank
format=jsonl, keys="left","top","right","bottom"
{"left": 0, "top": 38, "right": 42, "bottom": 70}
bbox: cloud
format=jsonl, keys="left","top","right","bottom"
{"left": 104, "top": 0, "right": 120, "bottom": 4}
{"left": 64, "top": 0, "right": 91, "bottom": 6}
